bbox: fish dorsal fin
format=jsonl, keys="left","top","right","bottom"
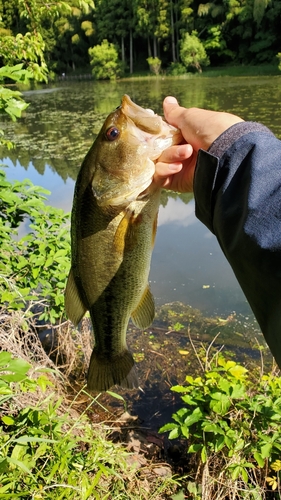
{"left": 65, "top": 268, "right": 87, "bottom": 326}
{"left": 131, "top": 285, "right": 155, "bottom": 329}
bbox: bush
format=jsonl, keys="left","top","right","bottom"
{"left": 180, "top": 31, "right": 209, "bottom": 73}
{"left": 0, "top": 351, "right": 128, "bottom": 498}
{"left": 167, "top": 62, "right": 187, "bottom": 76}
{"left": 89, "top": 39, "right": 122, "bottom": 80}
{"left": 160, "top": 350, "right": 281, "bottom": 498}
{"left": 0, "top": 168, "right": 70, "bottom": 324}
{"left": 146, "top": 57, "right": 162, "bottom": 75}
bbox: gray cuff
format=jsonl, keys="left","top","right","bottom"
{"left": 208, "top": 122, "right": 274, "bottom": 158}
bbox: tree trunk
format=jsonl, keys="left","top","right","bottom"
{"left": 170, "top": 0, "right": 176, "bottom": 62}
{"left": 175, "top": 0, "right": 179, "bottom": 61}
{"left": 121, "top": 36, "right": 125, "bottom": 62}
{"left": 153, "top": 36, "right": 157, "bottom": 57}
{"left": 148, "top": 36, "right": 152, "bottom": 57}
{"left": 130, "top": 29, "right": 133, "bottom": 73}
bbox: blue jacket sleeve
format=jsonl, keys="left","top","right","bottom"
{"left": 193, "top": 122, "right": 281, "bottom": 368}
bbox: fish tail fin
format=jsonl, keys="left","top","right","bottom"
{"left": 87, "top": 348, "right": 138, "bottom": 392}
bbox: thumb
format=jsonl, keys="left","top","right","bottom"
{"left": 163, "top": 96, "right": 180, "bottom": 125}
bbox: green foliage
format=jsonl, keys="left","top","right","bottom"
{"left": 146, "top": 57, "right": 162, "bottom": 75}
{"left": 0, "top": 32, "right": 48, "bottom": 82}
{"left": 180, "top": 31, "right": 210, "bottom": 73}
{"left": 204, "top": 25, "right": 235, "bottom": 62}
{"left": 0, "top": 64, "right": 33, "bottom": 149}
{"left": 167, "top": 62, "right": 187, "bottom": 76}
{"left": 0, "top": 0, "right": 279, "bottom": 73}
{"left": 89, "top": 39, "right": 122, "bottom": 80}
{"left": 0, "top": 169, "right": 70, "bottom": 324}
{"left": 0, "top": 351, "right": 177, "bottom": 499}
{"left": 0, "top": 352, "right": 124, "bottom": 498}
{"left": 160, "top": 353, "right": 281, "bottom": 495}
{"left": 0, "top": 65, "right": 30, "bottom": 125}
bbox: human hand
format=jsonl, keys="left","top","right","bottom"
{"left": 154, "top": 96, "right": 244, "bottom": 192}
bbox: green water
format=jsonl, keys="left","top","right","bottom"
{"left": 1, "top": 74, "right": 280, "bottom": 320}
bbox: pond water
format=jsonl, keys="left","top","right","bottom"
{"left": 2, "top": 75, "right": 281, "bottom": 323}
{"left": 2, "top": 75, "right": 280, "bottom": 427}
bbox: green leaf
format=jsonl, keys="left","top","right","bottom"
{"left": 171, "top": 384, "right": 188, "bottom": 393}
{"left": 159, "top": 423, "right": 178, "bottom": 433}
{"left": 14, "top": 436, "right": 57, "bottom": 444}
{"left": 106, "top": 390, "right": 125, "bottom": 401}
{"left": 2, "top": 415, "right": 15, "bottom": 425}
{"left": 201, "top": 445, "right": 207, "bottom": 463}
{"left": 184, "top": 407, "right": 203, "bottom": 427}
{"left": 169, "top": 427, "right": 180, "bottom": 439}
{"left": 202, "top": 422, "right": 224, "bottom": 434}
{"left": 215, "top": 435, "right": 225, "bottom": 452}
{"left": 7, "top": 457, "right": 36, "bottom": 479}
{"left": 254, "top": 451, "right": 265, "bottom": 467}
{"left": 261, "top": 442, "right": 272, "bottom": 459}
{"left": 181, "top": 425, "right": 189, "bottom": 438}
{"left": 188, "top": 443, "right": 202, "bottom": 453}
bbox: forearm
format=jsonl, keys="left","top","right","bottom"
{"left": 194, "top": 123, "right": 281, "bottom": 367}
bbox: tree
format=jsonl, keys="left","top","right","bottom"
{"left": 134, "top": 0, "right": 170, "bottom": 58}
{"left": 94, "top": 0, "right": 135, "bottom": 72}
{"left": 180, "top": 31, "right": 209, "bottom": 72}
{"left": 0, "top": 32, "right": 48, "bottom": 82}
{"left": 204, "top": 25, "right": 235, "bottom": 64}
{"left": 0, "top": 0, "right": 95, "bottom": 75}
{"left": 88, "top": 39, "right": 122, "bottom": 80}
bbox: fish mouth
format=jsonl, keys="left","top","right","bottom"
{"left": 93, "top": 95, "right": 182, "bottom": 208}
{"left": 122, "top": 94, "right": 182, "bottom": 157}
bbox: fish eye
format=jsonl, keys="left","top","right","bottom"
{"left": 106, "top": 126, "right": 120, "bottom": 141}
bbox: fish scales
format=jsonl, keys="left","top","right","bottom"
{"left": 65, "top": 95, "right": 182, "bottom": 392}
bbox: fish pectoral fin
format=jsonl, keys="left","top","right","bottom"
{"left": 131, "top": 285, "right": 155, "bottom": 329}
{"left": 65, "top": 268, "right": 87, "bottom": 326}
{"left": 113, "top": 209, "right": 132, "bottom": 255}
{"left": 87, "top": 348, "right": 138, "bottom": 392}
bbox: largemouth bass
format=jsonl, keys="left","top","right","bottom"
{"left": 65, "top": 95, "right": 182, "bottom": 392}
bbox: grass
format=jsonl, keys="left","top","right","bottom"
{"left": 2, "top": 302, "right": 281, "bottom": 499}
{"left": 0, "top": 305, "right": 179, "bottom": 499}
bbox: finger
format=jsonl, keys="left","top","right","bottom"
{"left": 163, "top": 96, "right": 182, "bottom": 127}
{"left": 154, "top": 160, "right": 183, "bottom": 178}
{"left": 158, "top": 143, "right": 193, "bottom": 164}
{"left": 153, "top": 173, "right": 175, "bottom": 189}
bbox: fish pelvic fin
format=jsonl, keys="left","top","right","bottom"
{"left": 65, "top": 268, "right": 87, "bottom": 326}
{"left": 87, "top": 348, "right": 138, "bottom": 392}
{"left": 131, "top": 285, "right": 155, "bottom": 329}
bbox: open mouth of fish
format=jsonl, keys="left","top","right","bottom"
{"left": 93, "top": 95, "right": 182, "bottom": 207}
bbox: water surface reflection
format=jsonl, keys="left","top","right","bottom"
{"left": 2, "top": 76, "right": 280, "bottom": 327}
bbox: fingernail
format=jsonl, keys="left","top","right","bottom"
{"left": 165, "top": 96, "right": 178, "bottom": 104}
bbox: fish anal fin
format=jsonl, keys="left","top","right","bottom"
{"left": 87, "top": 348, "right": 138, "bottom": 392}
{"left": 131, "top": 285, "right": 155, "bottom": 329}
{"left": 65, "top": 268, "right": 87, "bottom": 326}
